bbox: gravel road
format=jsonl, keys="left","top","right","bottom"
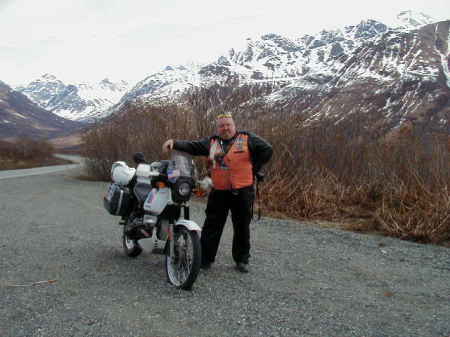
{"left": 0, "top": 166, "right": 449, "bottom": 337}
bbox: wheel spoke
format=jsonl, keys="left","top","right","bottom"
{"left": 166, "top": 228, "right": 200, "bottom": 289}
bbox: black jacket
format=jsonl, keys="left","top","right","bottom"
{"left": 173, "top": 131, "right": 273, "bottom": 174}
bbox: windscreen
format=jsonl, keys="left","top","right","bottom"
{"left": 167, "top": 151, "right": 195, "bottom": 182}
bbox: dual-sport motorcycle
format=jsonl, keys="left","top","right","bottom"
{"left": 103, "top": 151, "right": 202, "bottom": 290}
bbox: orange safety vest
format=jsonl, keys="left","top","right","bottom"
{"left": 209, "top": 134, "right": 254, "bottom": 190}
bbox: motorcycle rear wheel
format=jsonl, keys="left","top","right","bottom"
{"left": 165, "top": 228, "right": 201, "bottom": 290}
{"left": 122, "top": 227, "right": 143, "bottom": 257}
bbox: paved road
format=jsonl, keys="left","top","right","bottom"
{"left": 0, "top": 154, "right": 82, "bottom": 180}
{"left": 0, "top": 166, "right": 449, "bottom": 337}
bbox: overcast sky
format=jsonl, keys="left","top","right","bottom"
{"left": 0, "top": 0, "right": 448, "bottom": 87}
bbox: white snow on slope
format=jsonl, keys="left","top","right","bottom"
{"left": 395, "top": 10, "right": 436, "bottom": 29}
{"left": 442, "top": 27, "right": 450, "bottom": 88}
{"left": 18, "top": 75, "right": 130, "bottom": 122}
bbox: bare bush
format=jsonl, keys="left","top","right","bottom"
{"left": 374, "top": 179, "right": 450, "bottom": 243}
{"left": 81, "top": 103, "right": 202, "bottom": 180}
{"left": 0, "top": 138, "right": 54, "bottom": 161}
{"left": 0, "top": 138, "right": 56, "bottom": 169}
{"left": 254, "top": 113, "right": 450, "bottom": 243}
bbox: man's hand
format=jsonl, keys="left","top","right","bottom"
{"left": 162, "top": 139, "right": 174, "bottom": 153}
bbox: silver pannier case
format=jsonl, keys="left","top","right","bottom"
{"left": 103, "top": 161, "right": 135, "bottom": 216}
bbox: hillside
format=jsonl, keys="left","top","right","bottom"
{"left": 0, "top": 81, "right": 84, "bottom": 140}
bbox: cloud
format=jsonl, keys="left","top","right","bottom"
{"left": 0, "top": 0, "right": 13, "bottom": 11}
{"left": 0, "top": 0, "right": 449, "bottom": 86}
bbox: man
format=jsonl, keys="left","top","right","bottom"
{"left": 162, "top": 113, "right": 272, "bottom": 273}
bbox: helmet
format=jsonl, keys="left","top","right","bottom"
{"left": 111, "top": 161, "right": 136, "bottom": 185}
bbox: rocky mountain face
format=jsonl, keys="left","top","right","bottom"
{"left": 114, "top": 11, "right": 449, "bottom": 133}
{"left": 255, "top": 19, "right": 450, "bottom": 132}
{"left": 0, "top": 81, "right": 84, "bottom": 140}
{"left": 17, "top": 74, "right": 130, "bottom": 123}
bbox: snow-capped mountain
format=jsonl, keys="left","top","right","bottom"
{"left": 116, "top": 11, "right": 441, "bottom": 101}
{"left": 257, "top": 19, "right": 450, "bottom": 128}
{"left": 114, "top": 65, "right": 201, "bottom": 111}
{"left": 395, "top": 10, "right": 437, "bottom": 29}
{"left": 0, "top": 80, "right": 84, "bottom": 140}
{"left": 17, "top": 74, "right": 130, "bottom": 122}
{"left": 113, "top": 11, "right": 449, "bottom": 132}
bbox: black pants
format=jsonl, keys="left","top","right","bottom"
{"left": 201, "top": 186, "right": 255, "bottom": 265}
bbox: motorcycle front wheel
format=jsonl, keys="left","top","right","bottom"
{"left": 122, "top": 226, "right": 143, "bottom": 257}
{"left": 165, "top": 228, "right": 201, "bottom": 290}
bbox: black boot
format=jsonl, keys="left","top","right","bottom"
{"left": 236, "top": 262, "right": 249, "bottom": 273}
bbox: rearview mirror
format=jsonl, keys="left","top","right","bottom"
{"left": 133, "top": 152, "right": 145, "bottom": 164}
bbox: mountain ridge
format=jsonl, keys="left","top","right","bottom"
{"left": 17, "top": 75, "right": 130, "bottom": 123}
{"left": 0, "top": 80, "right": 84, "bottom": 140}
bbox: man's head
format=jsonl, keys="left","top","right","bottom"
{"left": 216, "top": 113, "right": 236, "bottom": 140}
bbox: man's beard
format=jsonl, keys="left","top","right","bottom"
{"left": 220, "top": 131, "right": 235, "bottom": 140}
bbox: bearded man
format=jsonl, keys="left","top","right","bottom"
{"left": 162, "top": 113, "right": 272, "bottom": 273}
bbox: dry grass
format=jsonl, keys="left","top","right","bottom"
{"left": 253, "top": 116, "right": 450, "bottom": 244}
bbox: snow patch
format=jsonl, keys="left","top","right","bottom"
{"left": 433, "top": 24, "right": 450, "bottom": 89}
{"left": 444, "top": 28, "right": 450, "bottom": 88}
{"left": 395, "top": 11, "right": 436, "bottom": 29}
{"left": 11, "top": 112, "right": 26, "bottom": 119}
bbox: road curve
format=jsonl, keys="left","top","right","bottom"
{"left": 0, "top": 154, "right": 82, "bottom": 180}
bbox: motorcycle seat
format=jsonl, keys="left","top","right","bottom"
{"left": 134, "top": 164, "right": 153, "bottom": 203}
{"left": 136, "top": 163, "right": 152, "bottom": 178}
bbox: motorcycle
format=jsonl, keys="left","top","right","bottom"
{"left": 103, "top": 150, "right": 202, "bottom": 290}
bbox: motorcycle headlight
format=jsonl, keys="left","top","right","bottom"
{"left": 178, "top": 182, "right": 192, "bottom": 197}
{"left": 172, "top": 178, "right": 194, "bottom": 202}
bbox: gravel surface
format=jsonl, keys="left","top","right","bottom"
{"left": 0, "top": 167, "right": 449, "bottom": 337}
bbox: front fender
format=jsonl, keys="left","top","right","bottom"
{"left": 175, "top": 219, "right": 202, "bottom": 232}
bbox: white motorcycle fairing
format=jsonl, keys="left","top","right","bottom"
{"left": 143, "top": 187, "right": 171, "bottom": 215}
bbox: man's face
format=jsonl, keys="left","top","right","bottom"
{"left": 216, "top": 117, "right": 236, "bottom": 140}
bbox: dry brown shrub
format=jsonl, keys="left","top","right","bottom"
{"left": 0, "top": 138, "right": 55, "bottom": 169}
{"left": 81, "top": 103, "right": 207, "bottom": 180}
{"left": 251, "top": 109, "right": 450, "bottom": 243}
{"left": 11, "top": 137, "right": 54, "bottom": 160}
{"left": 373, "top": 177, "right": 450, "bottom": 243}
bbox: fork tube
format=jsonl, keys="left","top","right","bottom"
{"left": 169, "top": 223, "right": 174, "bottom": 257}
{"left": 184, "top": 204, "right": 190, "bottom": 220}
